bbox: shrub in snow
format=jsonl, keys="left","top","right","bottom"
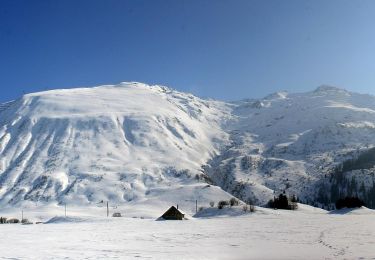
{"left": 112, "top": 212, "right": 122, "bottom": 217}
{"left": 290, "top": 194, "right": 299, "bottom": 203}
{"left": 249, "top": 205, "right": 256, "bottom": 212}
{"left": 335, "top": 197, "right": 365, "bottom": 209}
{"left": 229, "top": 198, "right": 239, "bottom": 207}
{"left": 21, "top": 219, "right": 31, "bottom": 224}
{"left": 218, "top": 200, "right": 229, "bottom": 209}
{"left": 209, "top": 201, "right": 215, "bottom": 208}
{"left": 0, "top": 217, "right": 7, "bottom": 224}
{"left": 245, "top": 198, "right": 254, "bottom": 205}
{"left": 198, "top": 206, "right": 204, "bottom": 212}
{"left": 268, "top": 194, "right": 298, "bottom": 210}
{"left": 243, "top": 204, "right": 256, "bottom": 213}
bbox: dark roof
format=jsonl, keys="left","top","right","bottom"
{"left": 161, "top": 206, "right": 185, "bottom": 220}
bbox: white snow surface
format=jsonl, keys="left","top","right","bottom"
{"left": 1, "top": 82, "right": 375, "bottom": 208}
{"left": 0, "top": 82, "right": 231, "bottom": 207}
{"left": 205, "top": 85, "right": 375, "bottom": 205}
{"left": 1, "top": 83, "right": 375, "bottom": 259}
{"left": 0, "top": 205, "right": 374, "bottom": 259}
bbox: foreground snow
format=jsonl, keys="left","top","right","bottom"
{"left": 0, "top": 206, "right": 374, "bottom": 259}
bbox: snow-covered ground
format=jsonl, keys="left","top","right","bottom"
{"left": 0, "top": 205, "right": 374, "bottom": 259}
{"left": 1, "top": 83, "right": 375, "bottom": 259}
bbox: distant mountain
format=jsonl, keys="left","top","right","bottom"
{"left": 1, "top": 83, "right": 375, "bottom": 209}
{"left": 205, "top": 85, "right": 375, "bottom": 207}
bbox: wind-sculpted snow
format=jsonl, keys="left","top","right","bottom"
{"left": 0, "top": 82, "right": 231, "bottom": 206}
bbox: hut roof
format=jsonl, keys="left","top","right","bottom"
{"left": 160, "top": 206, "right": 185, "bottom": 220}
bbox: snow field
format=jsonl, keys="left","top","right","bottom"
{"left": 0, "top": 206, "right": 374, "bottom": 259}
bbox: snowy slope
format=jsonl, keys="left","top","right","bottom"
{"left": 205, "top": 85, "right": 375, "bottom": 205}
{"left": 1, "top": 83, "right": 375, "bottom": 208}
{"left": 0, "top": 82, "right": 232, "bottom": 207}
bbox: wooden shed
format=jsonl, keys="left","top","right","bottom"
{"left": 160, "top": 206, "right": 185, "bottom": 220}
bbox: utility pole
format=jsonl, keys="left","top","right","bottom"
{"left": 196, "top": 200, "right": 198, "bottom": 213}
{"left": 21, "top": 210, "right": 23, "bottom": 222}
{"left": 106, "top": 201, "right": 109, "bottom": 217}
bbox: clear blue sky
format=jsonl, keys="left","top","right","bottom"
{"left": 1, "top": 0, "right": 375, "bottom": 103}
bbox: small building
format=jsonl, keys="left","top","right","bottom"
{"left": 6, "top": 218, "right": 20, "bottom": 224}
{"left": 160, "top": 206, "right": 185, "bottom": 220}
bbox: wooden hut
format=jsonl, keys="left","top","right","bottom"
{"left": 160, "top": 206, "right": 185, "bottom": 220}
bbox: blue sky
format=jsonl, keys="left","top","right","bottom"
{"left": 1, "top": 0, "right": 375, "bottom": 102}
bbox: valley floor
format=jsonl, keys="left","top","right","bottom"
{"left": 0, "top": 205, "right": 375, "bottom": 259}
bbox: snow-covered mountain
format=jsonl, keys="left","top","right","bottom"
{"left": 1, "top": 83, "right": 375, "bottom": 208}
{"left": 205, "top": 85, "right": 375, "bottom": 206}
{"left": 0, "top": 82, "right": 233, "bottom": 209}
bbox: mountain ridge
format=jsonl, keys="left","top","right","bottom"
{"left": 1, "top": 82, "right": 375, "bottom": 209}
{"left": 0, "top": 82, "right": 231, "bottom": 209}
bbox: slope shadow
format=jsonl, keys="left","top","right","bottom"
{"left": 328, "top": 207, "right": 363, "bottom": 215}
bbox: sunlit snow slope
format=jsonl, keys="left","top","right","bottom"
{"left": 205, "top": 85, "right": 375, "bottom": 205}
{"left": 0, "top": 82, "right": 231, "bottom": 206}
{"left": 2, "top": 83, "right": 375, "bottom": 208}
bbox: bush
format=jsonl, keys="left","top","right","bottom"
{"left": 0, "top": 217, "right": 7, "bottom": 224}
{"left": 209, "top": 201, "right": 215, "bottom": 208}
{"left": 249, "top": 204, "right": 256, "bottom": 212}
{"left": 198, "top": 206, "right": 204, "bottom": 212}
{"left": 229, "top": 198, "right": 239, "bottom": 207}
{"left": 245, "top": 198, "right": 254, "bottom": 205}
{"left": 21, "top": 218, "right": 30, "bottom": 224}
{"left": 290, "top": 194, "right": 299, "bottom": 203}
{"left": 335, "top": 197, "right": 365, "bottom": 209}
{"left": 243, "top": 204, "right": 256, "bottom": 213}
{"left": 218, "top": 200, "right": 229, "bottom": 209}
{"left": 268, "top": 194, "right": 298, "bottom": 210}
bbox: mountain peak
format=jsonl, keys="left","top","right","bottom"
{"left": 313, "top": 85, "right": 349, "bottom": 95}
{"left": 0, "top": 81, "right": 229, "bottom": 207}
{"left": 116, "top": 82, "right": 174, "bottom": 93}
{"left": 264, "top": 91, "right": 288, "bottom": 100}
{"left": 117, "top": 82, "right": 151, "bottom": 88}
